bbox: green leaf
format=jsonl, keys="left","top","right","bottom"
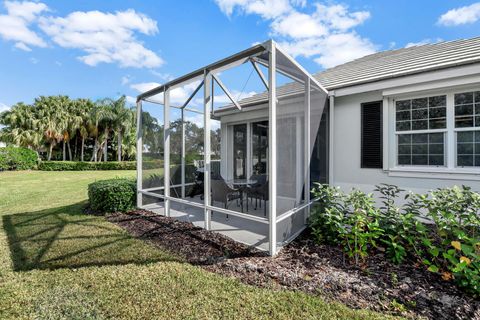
{"left": 427, "top": 265, "right": 439, "bottom": 273}
{"left": 429, "top": 247, "right": 440, "bottom": 257}
{"left": 461, "top": 244, "right": 474, "bottom": 256}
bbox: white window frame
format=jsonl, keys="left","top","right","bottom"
{"left": 386, "top": 85, "right": 480, "bottom": 180}
{"left": 453, "top": 89, "right": 480, "bottom": 168}
{"left": 394, "top": 92, "right": 448, "bottom": 168}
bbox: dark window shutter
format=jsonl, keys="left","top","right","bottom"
{"left": 361, "top": 101, "right": 383, "bottom": 168}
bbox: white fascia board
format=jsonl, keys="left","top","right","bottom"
{"left": 334, "top": 63, "right": 480, "bottom": 97}
{"left": 382, "top": 73, "right": 480, "bottom": 97}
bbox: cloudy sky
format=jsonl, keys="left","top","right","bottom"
{"left": 1, "top": 0, "right": 480, "bottom": 113}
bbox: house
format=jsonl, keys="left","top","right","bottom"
{"left": 136, "top": 37, "right": 480, "bottom": 255}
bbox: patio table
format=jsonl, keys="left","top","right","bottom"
{"left": 226, "top": 179, "right": 257, "bottom": 212}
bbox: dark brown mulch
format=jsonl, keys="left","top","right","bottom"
{"left": 107, "top": 210, "right": 480, "bottom": 320}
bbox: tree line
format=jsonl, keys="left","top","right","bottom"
{"left": 0, "top": 95, "right": 135, "bottom": 162}
{"left": 0, "top": 95, "right": 220, "bottom": 162}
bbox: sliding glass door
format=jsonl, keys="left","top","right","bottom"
{"left": 233, "top": 124, "right": 247, "bottom": 179}
{"left": 251, "top": 121, "right": 268, "bottom": 175}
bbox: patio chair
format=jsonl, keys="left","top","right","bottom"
{"left": 246, "top": 175, "right": 268, "bottom": 216}
{"left": 211, "top": 177, "right": 242, "bottom": 216}
{"left": 188, "top": 170, "right": 204, "bottom": 199}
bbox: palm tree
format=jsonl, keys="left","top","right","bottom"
{"left": 75, "top": 98, "right": 94, "bottom": 161}
{"left": 37, "top": 97, "right": 64, "bottom": 160}
{"left": 95, "top": 99, "right": 114, "bottom": 162}
{"left": 110, "top": 96, "right": 133, "bottom": 162}
{"left": 88, "top": 103, "right": 103, "bottom": 162}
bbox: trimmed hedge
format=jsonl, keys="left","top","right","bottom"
{"left": 88, "top": 178, "right": 136, "bottom": 213}
{"left": 0, "top": 146, "right": 38, "bottom": 171}
{"left": 38, "top": 161, "right": 136, "bottom": 171}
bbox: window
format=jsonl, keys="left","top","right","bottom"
{"left": 454, "top": 91, "right": 480, "bottom": 128}
{"left": 457, "top": 131, "right": 480, "bottom": 167}
{"left": 396, "top": 96, "right": 446, "bottom": 131}
{"left": 395, "top": 95, "right": 446, "bottom": 167}
{"left": 397, "top": 133, "right": 444, "bottom": 166}
{"left": 455, "top": 91, "right": 480, "bottom": 167}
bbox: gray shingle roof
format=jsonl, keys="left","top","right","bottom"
{"left": 317, "top": 36, "right": 480, "bottom": 89}
{"left": 227, "top": 37, "right": 480, "bottom": 109}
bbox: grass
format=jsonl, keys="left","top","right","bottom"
{"left": 0, "top": 170, "right": 401, "bottom": 319}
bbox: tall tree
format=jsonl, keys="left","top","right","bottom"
{"left": 110, "top": 96, "right": 133, "bottom": 162}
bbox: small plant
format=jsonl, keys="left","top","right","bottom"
{"left": 309, "top": 185, "right": 384, "bottom": 265}
{"left": 374, "top": 184, "right": 421, "bottom": 264}
{"left": 342, "top": 190, "right": 383, "bottom": 265}
{"left": 309, "top": 184, "right": 346, "bottom": 245}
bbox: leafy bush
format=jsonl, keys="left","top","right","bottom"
{"left": 38, "top": 161, "right": 136, "bottom": 171}
{"left": 310, "top": 185, "right": 383, "bottom": 264}
{"left": 407, "top": 186, "right": 480, "bottom": 295}
{"left": 0, "top": 146, "right": 38, "bottom": 171}
{"left": 309, "top": 183, "right": 480, "bottom": 296}
{"left": 375, "top": 184, "right": 426, "bottom": 264}
{"left": 88, "top": 178, "right": 136, "bottom": 213}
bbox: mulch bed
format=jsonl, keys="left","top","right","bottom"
{"left": 107, "top": 210, "right": 480, "bottom": 320}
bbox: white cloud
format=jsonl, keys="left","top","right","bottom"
{"left": 125, "top": 95, "right": 137, "bottom": 105}
{"left": 214, "top": 0, "right": 376, "bottom": 68}
{"left": 405, "top": 38, "right": 442, "bottom": 48}
{"left": 14, "top": 41, "right": 31, "bottom": 51}
{"left": 0, "top": 102, "right": 10, "bottom": 113}
{"left": 0, "top": 1, "right": 48, "bottom": 51}
{"left": 29, "top": 57, "right": 38, "bottom": 64}
{"left": 150, "top": 70, "right": 174, "bottom": 81}
{"left": 39, "top": 9, "right": 163, "bottom": 68}
{"left": 271, "top": 11, "right": 328, "bottom": 38}
{"left": 215, "top": 0, "right": 292, "bottom": 19}
{"left": 130, "top": 81, "right": 161, "bottom": 93}
{"left": 130, "top": 80, "right": 203, "bottom": 106}
{"left": 438, "top": 2, "right": 480, "bottom": 26}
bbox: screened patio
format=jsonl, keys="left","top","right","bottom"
{"left": 136, "top": 40, "right": 328, "bottom": 255}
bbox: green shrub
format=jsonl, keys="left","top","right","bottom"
{"left": 0, "top": 146, "right": 38, "bottom": 170}
{"left": 38, "top": 161, "right": 136, "bottom": 171}
{"left": 407, "top": 186, "right": 480, "bottom": 295}
{"left": 88, "top": 178, "right": 136, "bottom": 213}
{"left": 309, "top": 184, "right": 346, "bottom": 244}
{"left": 375, "top": 184, "right": 426, "bottom": 264}
{"left": 309, "top": 183, "right": 480, "bottom": 296}
{"left": 310, "top": 184, "right": 384, "bottom": 264}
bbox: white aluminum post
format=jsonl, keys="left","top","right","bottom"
{"left": 268, "top": 42, "right": 277, "bottom": 256}
{"left": 181, "top": 108, "right": 186, "bottom": 199}
{"left": 204, "top": 70, "right": 212, "bottom": 230}
{"left": 328, "top": 95, "right": 335, "bottom": 184}
{"left": 136, "top": 100, "right": 143, "bottom": 208}
{"left": 164, "top": 87, "right": 171, "bottom": 217}
{"left": 304, "top": 77, "right": 311, "bottom": 222}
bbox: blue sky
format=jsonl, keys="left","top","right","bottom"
{"left": 1, "top": 0, "right": 480, "bottom": 113}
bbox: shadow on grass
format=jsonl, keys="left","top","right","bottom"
{"left": 3, "top": 202, "right": 180, "bottom": 271}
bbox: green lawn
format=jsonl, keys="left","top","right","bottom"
{"left": 0, "top": 170, "right": 399, "bottom": 319}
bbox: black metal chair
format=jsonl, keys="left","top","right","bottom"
{"left": 211, "top": 177, "right": 242, "bottom": 216}
{"left": 188, "top": 170, "right": 204, "bottom": 199}
{"left": 246, "top": 175, "right": 268, "bottom": 216}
